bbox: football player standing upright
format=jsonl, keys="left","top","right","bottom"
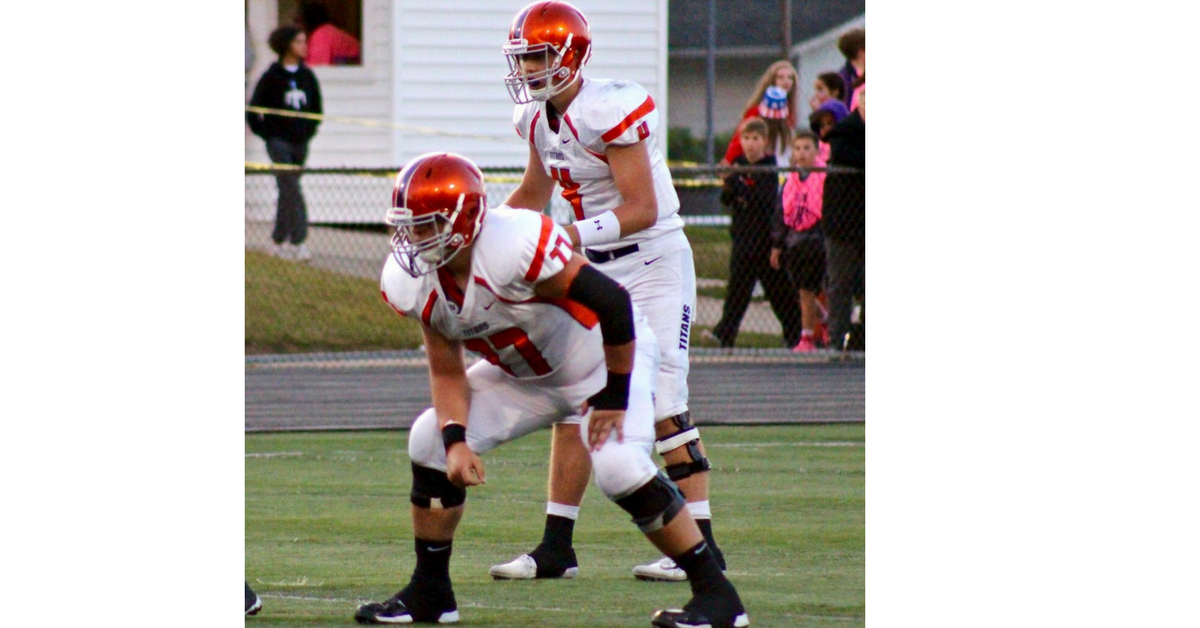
{"left": 489, "top": 0, "right": 726, "bottom": 583}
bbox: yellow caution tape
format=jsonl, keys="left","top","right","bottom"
{"left": 246, "top": 106, "right": 519, "bottom": 143}
{"left": 244, "top": 161, "right": 525, "bottom": 184}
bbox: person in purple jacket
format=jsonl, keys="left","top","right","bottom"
{"left": 835, "top": 28, "right": 865, "bottom": 109}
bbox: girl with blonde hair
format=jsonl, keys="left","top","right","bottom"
{"left": 721, "top": 59, "right": 799, "bottom": 166}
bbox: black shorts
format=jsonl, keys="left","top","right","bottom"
{"left": 784, "top": 234, "right": 826, "bottom": 292}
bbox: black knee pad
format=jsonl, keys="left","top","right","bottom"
{"left": 656, "top": 411, "right": 712, "bottom": 482}
{"left": 410, "top": 463, "right": 466, "bottom": 510}
{"left": 614, "top": 472, "right": 686, "bottom": 534}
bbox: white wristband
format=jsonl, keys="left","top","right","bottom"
{"left": 573, "top": 211, "right": 622, "bottom": 247}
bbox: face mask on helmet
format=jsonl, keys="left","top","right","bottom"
{"left": 385, "top": 206, "right": 468, "bottom": 278}
{"left": 503, "top": 41, "right": 576, "bottom": 104}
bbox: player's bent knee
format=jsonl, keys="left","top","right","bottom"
{"left": 410, "top": 463, "right": 466, "bottom": 510}
{"left": 655, "top": 411, "right": 712, "bottom": 482}
{"left": 614, "top": 472, "right": 686, "bottom": 534}
{"left": 592, "top": 453, "right": 656, "bottom": 498}
{"left": 407, "top": 409, "right": 443, "bottom": 467}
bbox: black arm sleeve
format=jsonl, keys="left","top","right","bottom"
{"left": 566, "top": 263, "right": 635, "bottom": 346}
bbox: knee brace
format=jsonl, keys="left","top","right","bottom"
{"left": 614, "top": 472, "right": 686, "bottom": 534}
{"left": 409, "top": 463, "right": 466, "bottom": 510}
{"left": 655, "top": 411, "right": 712, "bottom": 482}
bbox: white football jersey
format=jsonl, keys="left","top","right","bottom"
{"left": 513, "top": 78, "right": 683, "bottom": 249}
{"left": 381, "top": 206, "right": 604, "bottom": 379}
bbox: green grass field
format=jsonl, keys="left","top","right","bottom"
{"left": 245, "top": 251, "right": 425, "bottom": 354}
{"left": 684, "top": 225, "right": 732, "bottom": 282}
{"left": 246, "top": 424, "right": 864, "bottom": 627}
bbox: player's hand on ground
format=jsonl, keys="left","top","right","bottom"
{"left": 586, "top": 408, "right": 625, "bottom": 451}
{"left": 446, "top": 443, "right": 486, "bottom": 487}
{"left": 769, "top": 248, "right": 782, "bottom": 270}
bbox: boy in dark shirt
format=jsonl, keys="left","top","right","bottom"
{"left": 708, "top": 118, "right": 802, "bottom": 348}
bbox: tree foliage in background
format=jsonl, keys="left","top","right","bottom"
{"left": 667, "top": 126, "right": 735, "bottom": 165}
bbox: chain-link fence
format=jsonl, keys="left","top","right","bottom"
{"left": 245, "top": 165, "right": 864, "bottom": 355}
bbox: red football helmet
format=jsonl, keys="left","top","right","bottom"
{"left": 503, "top": 1, "right": 592, "bottom": 104}
{"left": 385, "top": 153, "right": 488, "bottom": 277}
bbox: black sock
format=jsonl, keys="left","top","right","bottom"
{"left": 671, "top": 540, "right": 727, "bottom": 594}
{"left": 413, "top": 537, "right": 453, "bottom": 583}
{"left": 528, "top": 514, "right": 578, "bottom": 576}
{"left": 538, "top": 514, "right": 576, "bottom": 552}
{"left": 695, "top": 518, "right": 726, "bottom": 570}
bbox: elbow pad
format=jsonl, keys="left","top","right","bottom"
{"left": 567, "top": 264, "right": 635, "bottom": 346}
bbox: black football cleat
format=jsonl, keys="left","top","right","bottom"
{"left": 354, "top": 595, "right": 459, "bottom": 624}
{"left": 245, "top": 581, "right": 262, "bottom": 616}
{"left": 355, "top": 577, "right": 459, "bottom": 624}
{"left": 652, "top": 584, "right": 749, "bottom": 628}
{"left": 651, "top": 607, "right": 750, "bottom": 628}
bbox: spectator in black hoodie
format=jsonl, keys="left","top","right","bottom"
{"left": 822, "top": 87, "right": 865, "bottom": 350}
{"left": 708, "top": 117, "right": 803, "bottom": 348}
{"left": 247, "top": 26, "right": 323, "bottom": 261}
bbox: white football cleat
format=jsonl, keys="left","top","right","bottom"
{"left": 633, "top": 557, "right": 688, "bottom": 582}
{"left": 489, "top": 554, "right": 579, "bottom": 580}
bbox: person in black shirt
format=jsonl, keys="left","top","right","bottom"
{"left": 822, "top": 88, "right": 866, "bottom": 350}
{"left": 247, "top": 26, "right": 323, "bottom": 261}
{"left": 709, "top": 118, "right": 802, "bottom": 348}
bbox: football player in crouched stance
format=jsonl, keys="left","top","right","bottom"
{"left": 492, "top": 0, "right": 727, "bottom": 584}
{"left": 353, "top": 152, "right": 748, "bottom": 628}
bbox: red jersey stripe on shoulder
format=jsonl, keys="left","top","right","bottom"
{"left": 523, "top": 214, "right": 555, "bottom": 282}
{"left": 420, "top": 290, "right": 438, "bottom": 326}
{"left": 600, "top": 96, "right": 655, "bottom": 143}
{"left": 529, "top": 110, "right": 541, "bottom": 146}
{"left": 382, "top": 290, "right": 408, "bottom": 317}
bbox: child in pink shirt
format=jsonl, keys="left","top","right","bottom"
{"left": 770, "top": 130, "right": 828, "bottom": 351}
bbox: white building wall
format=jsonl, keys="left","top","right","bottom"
{"left": 246, "top": 0, "right": 668, "bottom": 170}
{"left": 392, "top": 0, "right": 668, "bottom": 168}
